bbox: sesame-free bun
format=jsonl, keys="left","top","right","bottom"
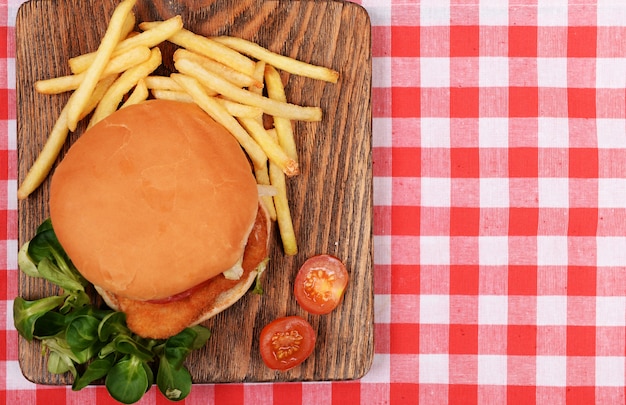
{"left": 49, "top": 99, "right": 259, "bottom": 302}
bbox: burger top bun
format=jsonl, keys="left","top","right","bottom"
{"left": 49, "top": 99, "right": 259, "bottom": 301}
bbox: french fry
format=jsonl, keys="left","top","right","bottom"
{"left": 238, "top": 117, "right": 299, "bottom": 177}
{"left": 144, "top": 75, "right": 184, "bottom": 91}
{"left": 175, "top": 58, "right": 322, "bottom": 121}
{"left": 18, "top": 114, "right": 69, "bottom": 199}
{"left": 247, "top": 59, "right": 277, "bottom": 219}
{"left": 120, "top": 11, "right": 137, "bottom": 41}
{"left": 213, "top": 35, "right": 339, "bottom": 83}
{"left": 81, "top": 75, "right": 119, "bottom": 118}
{"left": 267, "top": 128, "right": 297, "bottom": 255}
{"left": 270, "top": 164, "right": 297, "bottom": 255}
{"left": 89, "top": 47, "right": 162, "bottom": 127}
{"left": 150, "top": 89, "right": 261, "bottom": 118}
{"left": 151, "top": 88, "right": 194, "bottom": 103}
{"left": 215, "top": 98, "right": 263, "bottom": 119}
{"left": 64, "top": 0, "right": 137, "bottom": 131}
{"left": 17, "top": 75, "right": 117, "bottom": 200}
{"left": 139, "top": 23, "right": 256, "bottom": 76}
{"left": 113, "top": 15, "right": 182, "bottom": 55}
{"left": 249, "top": 60, "right": 266, "bottom": 96}
{"left": 171, "top": 73, "right": 268, "bottom": 171}
{"left": 173, "top": 49, "right": 262, "bottom": 89}
{"left": 255, "top": 166, "right": 277, "bottom": 221}
{"left": 69, "top": 15, "right": 183, "bottom": 74}
{"left": 146, "top": 75, "right": 218, "bottom": 97}
{"left": 35, "top": 46, "right": 151, "bottom": 94}
{"left": 125, "top": 31, "right": 140, "bottom": 39}
{"left": 120, "top": 78, "right": 148, "bottom": 109}
{"left": 264, "top": 64, "right": 298, "bottom": 162}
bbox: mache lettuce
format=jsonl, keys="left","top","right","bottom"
{"left": 14, "top": 218, "right": 211, "bottom": 404}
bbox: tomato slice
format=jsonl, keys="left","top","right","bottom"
{"left": 294, "top": 254, "right": 349, "bottom": 315}
{"left": 259, "top": 316, "right": 316, "bottom": 371}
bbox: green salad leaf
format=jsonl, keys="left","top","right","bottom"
{"left": 72, "top": 354, "right": 115, "bottom": 391}
{"left": 32, "top": 310, "right": 66, "bottom": 338}
{"left": 13, "top": 295, "right": 66, "bottom": 341}
{"left": 160, "top": 325, "right": 211, "bottom": 369}
{"left": 156, "top": 355, "right": 193, "bottom": 401}
{"left": 17, "top": 242, "right": 40, "bottom": 278}
{"left": 106, "top": 356, "right": 151, "bottom": 404}
{"left": 13, "top": 219, "right": 211, "bottom": 403}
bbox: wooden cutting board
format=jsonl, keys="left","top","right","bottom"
{"left": 16, "top": 0, "right": 372, "bottom": 384}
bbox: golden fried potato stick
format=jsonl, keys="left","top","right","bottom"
{"left": 17, "top": 75, "right": 118, "bottom": 199}
{"left": 151, "top": 88, "right": 262, "bottom": 118}
{"left": 146, "top": 74, "right": 218, "bottom": 96}
{"left": 255, "top": 165, "right": 277, "bottom": 221}
{"left": 213, "top": 35, "right": 339, "bottom": 83}
{"left": 64, "top": 0, "right": 137, "bottom": 131}
{"left": 120, "top": 10, "right": 136, "bottom": 40}
{"left": 171, "top": 73, "right": 268, "bottom": 171}
{"left": 249, "top": 60, "right": 266, "bottom": 96}
{"left": 35, "top": 46, "right": 151, "bottom": 94}
{"left": 215, "top": 98, "right": 263, "bottom": 119}
{"left": 238, "top": 117, "right": 299, "bottom": 177}
{"left": 271, "top": 164, "right": 297, "bottom": 255}
{"left": 245, "top": 59, "right": 277, "bottom": 220}
{"left": 120, "top": 78, "right": 148, "bottom": 109}
{"left": 139, "top": 22, "right": 256, "bottom": 76}
{"left": 143, "top": 75, "right": 184, "bottom": 91}
{"left": 175, "top": 58, "right": 322, "bottom": 121}
{"left": 89, "top": 47, "right": 162, "bottom": 127}
{"left": 151, "top": 88, "right": 194, "bottom": 103}
{"left": 267, "top": 128, "right": 298, "bottom": 255}
{"left": 69, "top": 15, "right": 183, "bottom": 74}
{"left": 264, "top": 64, "right": 298, "bottom": 162}
{"left": 81, "top": 76, "right": 119, "bottom": 118}
{"left": 173, "top": 49, "right": 262, "bottom": 89}
{"left": 112, "top": 15, "right": 182, "bottom": 54}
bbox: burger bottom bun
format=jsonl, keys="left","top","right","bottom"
{"left": 96, "top": 203, "right": 271, "bottom": 339}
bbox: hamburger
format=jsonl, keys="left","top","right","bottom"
{"left": 48, "top": 99, "right": 271, "bottom": 339}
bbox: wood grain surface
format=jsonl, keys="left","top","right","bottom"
{"left": 16, "top": 0, "right": 372, "bottom": 385}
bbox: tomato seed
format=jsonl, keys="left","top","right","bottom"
{"left": 271, "top": 330, "right": 303, "bottom": 359}
{"left": 304, "top": 270, "right": 335, "bottom": 303}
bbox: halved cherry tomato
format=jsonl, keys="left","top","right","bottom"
{"left": 294, "top": 254, "right": 349, "bottom": 315}
{"left": 259, "top": 316, "right": 316, "bottom": 371}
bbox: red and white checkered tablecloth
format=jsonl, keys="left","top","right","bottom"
{"left": 2, "top": 0, "right": 626, "bottom": 404}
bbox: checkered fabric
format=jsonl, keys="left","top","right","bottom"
{"left": 2, "top": 0, "right": 626, "bottom": 404}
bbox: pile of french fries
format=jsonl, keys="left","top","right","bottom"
{"left": 18, "top": 0, "right": 339, "bottom": 256}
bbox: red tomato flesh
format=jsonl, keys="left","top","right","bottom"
{"left": 294, "top": 254, "right": 349, "bottom": 315}
{"left": 259, "top": 316, "right": 316, "bottom": 371}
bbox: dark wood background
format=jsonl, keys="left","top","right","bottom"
{"left": 16, "top": 0, "right": 372, "bottom": 384}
